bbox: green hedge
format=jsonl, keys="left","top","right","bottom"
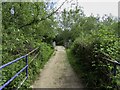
{"left": 70, "top": 27, "right": 120, "bottom": 88}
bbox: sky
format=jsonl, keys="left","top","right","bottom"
{"left": 53, "top": 0, "right": 119, "bottom": 17}
{"left": 2, "top": 0, "right": 119, "bottom": 17}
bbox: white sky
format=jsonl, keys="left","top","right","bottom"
{"left": 2, "top": 0, "right": 119, "bottom": 17}
{"left": 54, "top": 0, "right": 119, "bottom": 17}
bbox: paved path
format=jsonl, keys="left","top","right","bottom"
{"left": 32, "top": 46, "right": 83, "bottom": 88}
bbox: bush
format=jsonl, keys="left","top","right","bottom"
{"left": 70, "top": 28, "right": 120, "bottom": 88}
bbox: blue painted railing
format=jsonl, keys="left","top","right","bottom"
{"left": 0, "top": 47, "right": 39, "bottom": 90}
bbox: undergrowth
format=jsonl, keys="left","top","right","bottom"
{"left": 69, "top": 27, "right": 120, "bottom": 89}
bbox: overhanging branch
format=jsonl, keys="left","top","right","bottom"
{"left": 19, "top": 0, "right": 67, "bottom": 29}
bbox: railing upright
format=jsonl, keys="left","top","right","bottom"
{"left": 113, "top": 61, "right": 117, "bottom": 76}
{"left": 25, "top": 56, "right": 28, "bottom": 78}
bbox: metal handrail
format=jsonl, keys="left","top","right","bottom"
{"left": 100, "top": 52, "right": 120, "bottom": 80}
{"left": 0, "top": 47, "right": 39, "bottom": 90}
{"left": 0, "top": 55, "right": 27, "bottom": 70}
{"left": 103, "top": 57, "right": 120, "bottom": 66}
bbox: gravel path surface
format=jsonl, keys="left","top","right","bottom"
{"left": 32, "top": 46, "right": 84, "bottom": 88}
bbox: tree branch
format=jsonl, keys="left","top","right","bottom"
{"left": 19, "top": 0, "right": 67, "bottom": 29}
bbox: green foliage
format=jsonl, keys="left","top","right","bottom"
{"left": 2, "top": 1, "right": 120, "bottom": 89}
{"left": 91, "top": 26, "right": 120, "bottom": 61}
{"left": 2, "top": 2, "right": 46, "bottom": 28}
{"left": 56, "top": 5, "right": 120, "bottom": 88}
{"left": 2, "top": 2, "right": 55, "bottom": 89}
{"left": 70, "top": 24, "right": 120, "bottom": 88}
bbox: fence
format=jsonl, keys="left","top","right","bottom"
{"left": 0, "top": 47, "right": 39, "bottom": 90}
{"left": 101, "top": 52, "right": 120, "bottom": 88}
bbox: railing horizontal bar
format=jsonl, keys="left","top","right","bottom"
{"left": 27, "top": 47, "right": 39, "bottom": 56}
{"left": 29, "top": 51, "right": 40, "bottom": 65}
{"left": 0, "top": 65, "right": 28, "bottom": 90}
{"left": 103, "top": 58, "right": 120, "bottom": 66}
{"left": 100, "top": 51, "right": 120, "bottom": 66}
{"left": 0, "top": 47, "right": 39, "bottom": 70}
{"left": 16, "top": 77, "right": 27, "bottom": 90}
{"left": 0, "top": 55, "right": 27, "bottom": 70}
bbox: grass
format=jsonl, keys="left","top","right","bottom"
{"left": 66, "top": 49, "right": 86, "bottom": 87}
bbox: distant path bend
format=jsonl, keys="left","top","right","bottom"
{"left": 32, "top": 46, "right": 84, "bottom": 88}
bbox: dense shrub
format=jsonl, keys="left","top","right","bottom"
{"left": 2, "top": 2, "right": 56, "bottom": 89}
{"left": 70, "top": 27, "right": 120, "bottom": 88}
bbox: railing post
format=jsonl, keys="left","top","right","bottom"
{"left": 113, "top": 62, "right": 117, "bottom": 76}
{"left": 113, "top": 61, "right": 117, "bottom": 88}
{"left": 26, "top": 56, "right": 28, "bottom": 78}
